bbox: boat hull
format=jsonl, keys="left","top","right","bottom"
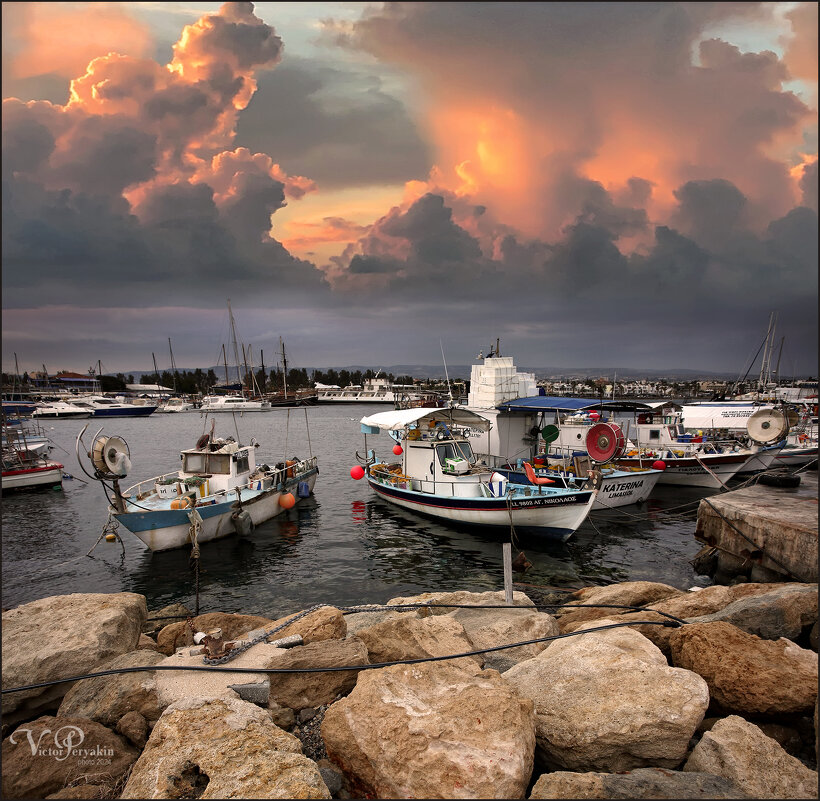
{"left": 366, "top": 474, "right": 595, "bottom": 541}
{"left": 90, "top": 406, "right": 157, "bottom": 417}
{"left": 497, "top": 467, "right": 662, "bottom": 510}
{"left": 773, "top": 446, "right": 818, "bottom": 467}
{"left": 611, "top": 453, "right": 748, "bottom": 488}
{"left": 115, "top": 470, "right": 317, "bottom": 551}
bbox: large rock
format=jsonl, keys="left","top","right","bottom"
{"left": 668, "top": 621, "right": 818, "bottom": 716}
{"left": 121, "top": 696, "right": 330, "bottom": 799}
{"left": 554, "top": 581, "right": 683, "bottom": 629}
{"left": 685, "top": 583, "right": 818, "bottom": 641}
{"left": 684, "top": 715, "right": 818, "bottom": 799}
{"left": 268, "top": 636, "right": 369, "bottom": 710}
{"left": 355, "top": 614, "right": 484, "bottom": 673}
{"left": 447, "top": 606, "right": 559, "bottom": 672}
{"left": 57, "top": 650, "right": 165, "bottom": 726}
{"left": 2, "top": 715, "right": 138, "bottom": 799}
{"left": 529, "top": 767, "right": 748, "bottom": 798}
{"left": 503, "top": 619, "right": 709, "bottom": 772}
{"left": 321, "top": 661, "right": 535, "bottom": 799}
{"left": 2, "top": 593, "right": 147, "bottom": 723}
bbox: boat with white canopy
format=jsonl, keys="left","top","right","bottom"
{"left": 353, "top": 407, "right": 599, "bottom": 541}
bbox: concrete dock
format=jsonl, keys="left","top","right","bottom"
{"left": 694, "top": 470, "right": 818, "bottom": 584}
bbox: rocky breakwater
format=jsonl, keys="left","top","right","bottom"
{"left": 0, "top": 583, "right": 816, "bottom": 799}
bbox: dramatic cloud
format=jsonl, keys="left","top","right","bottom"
{"left": 2, "top": 2, "right": 817, "bottom": 374}
{"left": 3, "top": 2, "right": 325, "bottom": 311}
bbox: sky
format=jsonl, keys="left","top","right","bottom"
{"left": 2, "top": 1, "right": 817, "bottom": 378}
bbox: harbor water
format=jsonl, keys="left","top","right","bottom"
{"left": 2, "top": 405, "right": 717, "bottom": 616}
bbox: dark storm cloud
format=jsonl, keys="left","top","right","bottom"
{"left": 799, "top": 160, "right": 818, "bottom": 211}
{"left": 235, "top": 59, "right": 432, "bottom": 188}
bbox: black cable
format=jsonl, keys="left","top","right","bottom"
{"left": 1, "top": 619, "right": 683, "bottom": 695}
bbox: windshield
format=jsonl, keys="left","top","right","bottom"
{"left": 436, "top": 441, "right": 475, "bottom": 466}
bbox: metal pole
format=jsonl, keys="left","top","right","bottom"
{"left": 503, "top": 542, "right": 513, "bottom": 604}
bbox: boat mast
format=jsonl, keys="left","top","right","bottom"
{"left": 280, "top": 337, "right": 288, "bottom": 399}
{"left": 260, "top": 350, "right": 267, "bottom": 394}
{"left": 168, "top": 338, "right": 178, "bottom": 393}
{"left": 758, "top": 311, "right": 777, "bottom": 393}
{"left": 222, "top": 344, "right": 230, "bottom": 389}
{"left": 227, "top": 299, "right": 244, "bottom": 394}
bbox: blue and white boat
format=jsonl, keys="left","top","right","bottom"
{"left": 355, "top": 407, "right": 599, "bottom": 541}
{"left": 79, "top": 425, "right": 318, "bottom": 552}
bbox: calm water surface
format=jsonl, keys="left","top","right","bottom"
{"left": 2, "top": 405, "right": 713, "bottom": 615}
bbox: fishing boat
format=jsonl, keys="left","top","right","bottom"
{"left": 353, "top": 407, "right": 599, "bottom": 542}
{"left": 460, "top": 348, "right": 663, "bottom": 508}
{"left": 2, "top": 445, "right": 63, "bottom": 491}
{"left": 156, "top": 397, "right": 198, "bottom": 413}
{"left": 77, "top": 423, "right": 318, "bottom": 552}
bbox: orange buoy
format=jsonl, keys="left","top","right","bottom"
{"left": 279, "top": 492, "right": 296, "bottom": 509}
{"left": 170, "top": 497, "right": 192, "bottom": 509}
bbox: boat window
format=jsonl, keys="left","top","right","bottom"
{"left": 436, "top": 441, "right": 476, "bottom": 466}
{"left": 234, "top": 451, "right": 250, "bottom": 473}
{"left": 648, "top": 429, "right": 661, "bottom": 441}
{"left": 182, "top": 452, "right": 231, "bottom": 474}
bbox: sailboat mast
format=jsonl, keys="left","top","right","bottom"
{"left": 227, "top": 299, "right": 244, "bottom": 393}
{"left": 260, "top": 350, "right": 266, "bottom": 394}
{"left": 168, "top": 338, "right": 178, "bottom": 393}
{"left": 758, "top": 311, "right": 777, "bottom": 391}
{"left": 222, "top": 343, "right": 230, "bottom": 389}
{"left": 280, "top": 337, "right": 288, "bottom": 399}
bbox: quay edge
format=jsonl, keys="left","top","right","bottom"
{"left": 694, "top": 470, "right": 818, "bottom": 584}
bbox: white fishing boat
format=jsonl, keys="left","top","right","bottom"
{"left": 78, "top": 424, "right": 318, "bottom": 552}
{"left": 2, "top": 446, "right": 63, "bottom": 491}
{"left": 199, "top": 395, "right": 271, "bottom": 412}
{"left": 354, "top": 407, "right": 599, "bottom": 542}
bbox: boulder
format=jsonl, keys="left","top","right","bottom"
{"left": 503, "top": 618, "right": 709, "bottom": 772}
{"left": 120, "top": 696, "right": 330, "bottom": 799}
{"left": 355, "top": 613, "right": 484, "bottom": 673}
{"left": 142, "top": 603, "right": 191, "bottom": 637}
{"left": 668, "top": 621, "right": 818, "bottom": 716}
{"left": 45, "top": 785, "right": 112, "bottom": 799}
{"left": 268, "top": 636, "right": 369, "bottom": 710}
{"left": 115, "top": 711, "right": 148, "bottom": 749}
{"left": 684, "top": 715, "right": 818, "bottom": 799}
{"left": 529, "top": 767, "right": 748, "bottom": 798}
{"left": 447, "top": 605, "right": 559, "bottom": 672}
{"left": 137, "top": 634, "right": 162, "bottom": 652}
{"left": 2, "top": 593, "right": 147, "bottom": 724}
{"left": 321, "top": 661, "right": 535, "bottom": 799}
{"left": 554, "top": 581, "right": 683, "bottom": 629}
{"left": 685, "top": 583, "right": 817, "bottom": 641}
{"left": 57, "top": 650, "right": 165, "bottom": 726}
{"left": 343, "top": 609, "right": 418, "bottom": 636}
{"left": 2, "top": 715, "right": 138, "bottom": 800}
{"left": 156, "top": 612, "right": 277, "bottom": 655}
{"left": 271, "top": 605, "right": 347, "bottom": 643}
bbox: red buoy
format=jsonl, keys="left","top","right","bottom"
{"left": 279, "top": 492, "right": 296, "bottom": 509}
{"left": 652, "top": 460, "right": 666, "bottom": 471}
{"left": 350, "top": 465, "right": 365, "bottom": 480}
{"left": 392, "top": 444, "right": 403, "bottom": 455}
{"left": 589, "top": 412, "right": 600, "bottom": 421}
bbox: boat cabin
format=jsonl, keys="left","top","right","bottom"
{"left": 178, "top": 439, "right": 256, "bottom": 495}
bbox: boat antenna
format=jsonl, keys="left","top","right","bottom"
{"left": 440, "top": 339, "right": 453, "bottom": 407}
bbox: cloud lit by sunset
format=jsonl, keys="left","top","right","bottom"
{"left": 2, "top": 2, "right": 817, "bottom": 374}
